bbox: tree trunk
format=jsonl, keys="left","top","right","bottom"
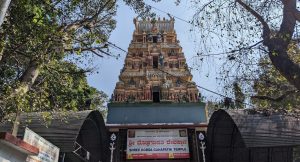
{"left": 9, "top": 60, "right": 41, "bottom": 136}
{"left": 265, "top": 0, "right": 300, "bottom": 90}
{"left": 12, "top": 60, "right": 41, "bottom": 96}
{"left": 0, "top": 0, "right": 11, "bottom": 26}
{"left": 267, "top": 40, "right": 300, "bottom": 90}
{"left": 0, "top": 36, "right": 7, "bottom": 62}
{"left": 11, "top": 112, "right": 20, "bottom": 136}
{"left": 238, "top": 0, "right": 300, "bottom": 91}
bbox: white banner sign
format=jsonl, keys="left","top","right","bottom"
{"left": 127, "top": 129, "right": 189, "bottom": 159}
{"left": 23, "top": 127, "right": 60, "bottom": 162}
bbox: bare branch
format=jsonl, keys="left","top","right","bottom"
{"left": 194, "top": 0, "right": 214, "bottom": 16}
{"left": 65, "top": 45, "right": 115, "bottom": 58}
{"left": 235, "top": 0, "right": 271, "bottom": 40}
{"left": 46, "top": 65, "right": 93, "bottom": 75}
{"left": 278, "top": 0, "right": 296, "bottom": 41}
{"left": 251, "top": 90, "right": 298, "bottom": 102}
{"left": 193, "top": 40, "right": 263, "bottom": 57}
{"left": 61, "top": 0, "right": 115, "bottom": 32}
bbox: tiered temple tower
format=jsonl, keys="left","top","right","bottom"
{"left": 112, "top": 17, "right": 200, "bottom": 103}
{"left": 107, "top": 18, "right": 207, "bottom": 162}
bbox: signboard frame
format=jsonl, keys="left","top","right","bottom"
{"left": 126, "top": 129, "right": 190, "bottom": 160}
{"left": 23, "top": 127, "right": 60, "bottom": 162}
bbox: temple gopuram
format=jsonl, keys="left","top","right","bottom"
{"left": 106, "top": 17, "right": 208, "bottom": 162}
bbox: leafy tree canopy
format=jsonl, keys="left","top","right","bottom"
{"left": 0, "top": 0, "right": 154, "bottom": 123}
{"left": 183, "top": 0, "right": 300, "bottom": 108}
{"left": 252, "top": 42, "right": 300, "bottom": 110}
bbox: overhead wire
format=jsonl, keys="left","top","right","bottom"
{"left": 107, "top": 42, "right": 127, "bottom": 53}
{"left": 144, "top": 2, "right": 233, "bottom": 41}
{"left": 145, "top": 3, "right": 264, "bottom": 58}
{"left": 146, "top": 4, "right": 191, "bottom": 25}
{"left": 103, "top": 4, "right": 257, "bottom": 108}
{"left": 106, "top": 41, "right": 255, "bottom": 108}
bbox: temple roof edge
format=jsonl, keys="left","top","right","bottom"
{"left": 134, "top": 17, "right": 175, "bottom": 32}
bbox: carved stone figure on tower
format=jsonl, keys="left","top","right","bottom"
{"left": 159, "top": 53, "right": 164, "bottom": 66}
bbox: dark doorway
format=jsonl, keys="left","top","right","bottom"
{"left": 153, "top": 92, "right": 160, "bottom": 103}
{"left": 153, "top": 36, "right": 158, "bottom": 43}
{"left": 153, "top": 56, "right": 158, "bottom": 68}
{"left": 152, "top": 86, "right": 160, "bottom": 103}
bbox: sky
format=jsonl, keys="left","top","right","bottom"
{"left": 86, "top": 0, "right": 224, "bottom": 102}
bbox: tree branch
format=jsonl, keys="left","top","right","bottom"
{"left": 195, "top": 0, "right": 214, "bottom": 15}
{"left": 278, "top": 0, "right": 296, "bottom": 43}
{"left": 0, "top": 0, "right": 11, "bottom": 26}
{"left": 193, "top": 40, "right": 263, "bottom": 57}
{"left": 45, "top": 65, "right": 93, "bottom": 75}
{"left": 251, "top": 90, "right": 298, "bottom": 102}
{"left": 235, "top": 0, "right": 271, "bottom": 40}
{"left": 60, "top": 0, "right": 114, "bottom": 32}
{"left": 265, "top": 0, "right": 300, "bottom": 90}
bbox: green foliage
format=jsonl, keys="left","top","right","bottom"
{"left": 205, "top": 101, "right": 222, "bottom": 117}
{"left": 0, "top": 0, "right": 117, "bottom": 119}
{"left": 1, "top": 59, "right": 108, "bottom": 114}
{"left": 0, "top": 0, "right": 158, "bottom": 125}
{"left": 123, "top": 0, "right": 157, "bottom": 18}
{"left": 188, "top": 0, "right": 300, "bottom": 96}
{"left": 233, "top": 82, "right": 245, "bottom": 109}
{"left": 31, "top": 61, "right": 107, "bottom": 111}
{"left": 252, "top": 43, "right": 300, "bottom": 109}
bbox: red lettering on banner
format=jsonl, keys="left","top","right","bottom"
{"left": 129, "top": 153, "right": 190, "bottom": 159}
{"left": 128, "top": 140, "right": 135, "bottom": 147}
{"left": 127, "top": 129, "right": 190, "bottom": 160}
{"left": 136, "top": 140, "right": 165, "bottom": 146}
{"left": 135, "top": 139, "right": 187, "bottom": 146}
{"left": 166, "top": 139, "right": 187, "bottom": 145}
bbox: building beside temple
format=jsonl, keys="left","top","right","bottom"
{"left": 107, "top": 17, "right": 207, "bottom": 162}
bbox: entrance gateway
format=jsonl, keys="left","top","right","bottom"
{"left": 107, "top": 103, "right": 207, "bottom": 162}
{"left": 107, "top": 17, "right": 208, "bottom": 162}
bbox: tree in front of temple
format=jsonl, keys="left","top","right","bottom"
{"left": 0, "top": 0, "right": 159, "bottom": 135}
{"left": 189, "top": 0, "right": 300, "bottom": 93}
{"left": 0, "top": 0, "right": 117, "bottom": 135}
{"left": 251, "top": 42, "right": 300, "bottom": 110}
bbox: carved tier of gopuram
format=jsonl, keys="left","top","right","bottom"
{"left": 112, "top": 17, "right": 200, "bottom": 103}
{"left": 106, "top": 17, "right": 208, "bottom": 162}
